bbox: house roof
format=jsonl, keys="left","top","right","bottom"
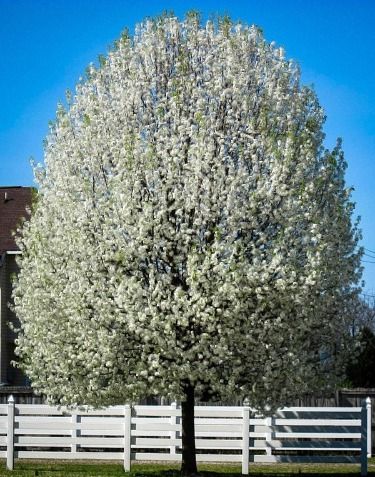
{"left": 0, "top": 187, "right": 33, "bottom": 253}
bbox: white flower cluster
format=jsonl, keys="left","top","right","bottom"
{"left": 13, "top": 14, "right": 362, "bottom": 409}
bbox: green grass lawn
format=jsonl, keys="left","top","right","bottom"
{"left": 0, "top": 460, "right": 374, "bottom": 477}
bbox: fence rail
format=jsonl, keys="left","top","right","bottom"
{"left": 1, "top": 397, "right": 371, "bottom": 476}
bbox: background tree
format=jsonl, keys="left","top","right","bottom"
{"left": 346, "top": 326, "right": 375, "bottom": 388}
{"left": 344, "top": 295, "right": 375, "bottom": 387}
{"left": 348, "top": 294, "right": 375, "bottom": 336}
{"left": 14, "top": 14, "right": 362, "bottom": 475}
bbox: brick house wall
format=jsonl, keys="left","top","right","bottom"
{"left": 0, "top": 253, "right": 26, "bottom": 385}
{"left": 0, "top": 186, "right": 33, "bottom": 386}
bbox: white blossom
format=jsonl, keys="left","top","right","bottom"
{"left": 13, "top": 14, "right": 361, "bottom": 410}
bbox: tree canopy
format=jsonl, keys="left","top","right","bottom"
{"left": 13, "top": 13, "right": 362, "bottom": 474}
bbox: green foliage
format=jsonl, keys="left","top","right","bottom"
{"left": 219, "top": 15, "right": 233, "bottom": 37}
{"left": 98, "top": 54, "right": 107, "bottom": 68}
{"left": 186, "top": 10, "right": 201, "bottom": 25}
{"left": 30, "top": 187, "right": 38, "bottom": 208}
{"left": 83, "top": 114, "right": 91, "bottom": 126}
{"left": 346, "top": 326, "right": 375, "bottom": 388}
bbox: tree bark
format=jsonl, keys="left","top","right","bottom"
{"left": 181, "top": 382, "right": 198, "bottom": 476}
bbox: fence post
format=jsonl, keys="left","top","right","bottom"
{"left": 242, "top": 400, "right": 250, "bottom": 475}
{"left": 366, "top": 397, "right": 372, "bottom": 458}
{"left": 7, "top": 395, "right": 15, "bottom": 471}
{"left": 124, "top": 405, "right": 131, "bottom": 472}
{"left": 361, "top": 400, "right": 368, "bottom": 477}
{"left": 265, "top": 416, "right": 274, "bottom": 457}
{"left": 170, "top": 401, "right": 177, "bottom": 457}
{"left": 71, "top": 412, "right": 77, "bottom": 454}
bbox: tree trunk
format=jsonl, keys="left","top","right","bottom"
{"left": 181, "top": 382, "right": 198, "bottom": 476}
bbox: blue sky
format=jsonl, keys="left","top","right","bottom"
{"left": 1, "top": 0, "right": 374, "bottom": 292}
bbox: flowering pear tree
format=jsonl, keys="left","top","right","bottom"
{"left": 14, "top": 14, "right": 362, "bottom": 475}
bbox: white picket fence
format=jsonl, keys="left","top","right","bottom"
{"left": 0, "top": 397, "right": 372, "bottom": 476}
